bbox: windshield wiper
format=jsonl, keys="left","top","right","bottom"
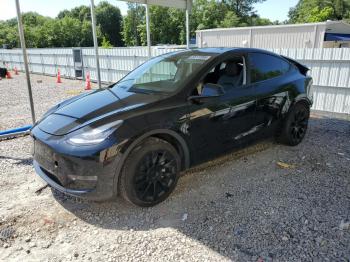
{"left": 107, "top": 79, "right": 136, "bottom": 89}
{"left": 129, "top": 88, "right": 153, "bottom": 95}
{"left": 115, "top": 79, "right": 135, "bottom": 85}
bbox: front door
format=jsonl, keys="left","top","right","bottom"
{"left": 186, "top": 54, "right": 257, "bottom": 164}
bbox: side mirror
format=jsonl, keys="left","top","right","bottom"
{"left": 201, "top": 83, "right": 225, "bottom": 97}
{"left": 188, "top": 83, "right": 225, "bottom": 104}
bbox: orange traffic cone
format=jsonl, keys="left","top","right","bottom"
{"left": 56, "top": 69, "right": 62, "bottom": 83}
{"left": 14, "top": 67, "right": 19, "bottom": 75}
{"left": 6, "top": 70, "right": 12, "bottom": 79}
{"left": 85, "top": 72, "right": 91, "bottom": 90}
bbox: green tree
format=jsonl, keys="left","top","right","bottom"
{"left": 148, "top": 6, "right": 185, "bottom": 45}
{"left": 308, "top": 6, "right": 335, "bottom": 22}
{"left": 0, "top": 11, "right": 96, "bottom": 48}
{"left": 123, "top": 4, "right": 186, "bottom": 46}
{"left": 95, "top": 1, "right": 123, "bottom": 46}
{"left": 220, "top": 11, "right": 241, "bottom": 28}
{"left": 0, "top": 0, "right": 274, "bottom": 48}
{"left": 122, "top": 0, "right": 272, "bottom": 46}
{"left": 192, "top": 0, "right": 234, "bottom": 30}
{"left": 57, "top": 6, "right": 91, "bottom": 21}
{"left": 79, "top": 20, "right": 94, "bottom": 47}
{"left": 224, "top": 0, "right": 267, "bottom": 17}
{"left": 58, "top": 2, "right": 123, "bottom": 46}
{"left": 101, "top": 36, "right": 113, "bottom": 48}
{"left": 22, "top": 12, "right": 50, "bottom": 27}
{"left": 0, "top": 22, "right": 19, "bottom": 47}
{"left": 289, "top": 0, "right": 350, "bottom": 23}
{"left": 122, "top": 4, "right": 145, "bottom": 46}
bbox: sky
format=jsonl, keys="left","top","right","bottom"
{"left": 0, "top": 0, "right": 299, "bottom": 22}
{"left": 254, "top": 0, "right": 299, "bottom": 22}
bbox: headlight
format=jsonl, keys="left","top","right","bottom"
{"left": 67, "top": 120, "right": 123, "bottom": 146}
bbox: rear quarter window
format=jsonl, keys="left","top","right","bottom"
{"left": 249, "top": 53, "right": 291, "bottom": 83}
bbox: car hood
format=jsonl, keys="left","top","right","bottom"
{"left": 38, "top": 88, "right": 162, "bottom": 136}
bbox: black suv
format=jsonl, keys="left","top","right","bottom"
{"left": 31, "top": 48, "right": 313, "bottom": 207}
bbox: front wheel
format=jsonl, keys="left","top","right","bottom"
{"left": 278, "top": 103, "right": 310, "bottom": 146}
{"left": 119, "top": 137, "right": 181, "bottom": 207}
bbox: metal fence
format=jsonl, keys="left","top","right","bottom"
{"left": 0, "top": 47, "right": 349, "bottom": 116}
{"left": 0, "top": 46, "right": 185, "bottom": 82}
{"left": 268, "top": 48, "right": 350, "bottom": 116}
{"left": 0, "top": 48, "right": 75, "bottom": 78}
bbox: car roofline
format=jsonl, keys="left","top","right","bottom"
{"left": 166, "top": 47, "right": 284, "bottom": 57}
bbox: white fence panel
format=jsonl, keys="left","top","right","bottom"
{"left": 266, "top": 48, "right": 350, "bottom": 115}
{"left": 0, "top": 47, "right": 349, "bottom": 116}
{"left": 81, "top": 46, "right": 185, "bottom": 83}
{"left": 0, "top": 48, "right": 75, "bottom": 77}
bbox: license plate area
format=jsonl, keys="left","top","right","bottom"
{"left": 34, "top": 141, "right": 55, "bottom": 172}
{"left": 34, "top": 141, "right": 69, "bottom": 186}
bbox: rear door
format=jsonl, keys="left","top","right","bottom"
{"left": 248, "top": 52, "right": 293, "bottom": 131}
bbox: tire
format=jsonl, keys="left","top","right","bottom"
{"left": 278, "top": 102, "right": 310, "bottom": 146}
{"left": 119, "top": 137, "right": 181, "bottom": 207}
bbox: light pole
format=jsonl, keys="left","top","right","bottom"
{"left": 90, "top": 0, "right": 102, "bottom": 89}
{"left": 145, "top": 3, "right": 152, "bottom": 58}
{"left": 15, "top": 0, "right": 36, "bottom": 124}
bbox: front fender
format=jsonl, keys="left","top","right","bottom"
{"left": 111, "top": 128, "right": 191, "bottom": 197}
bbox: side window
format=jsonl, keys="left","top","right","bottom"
{"left": 219, "top": 62, "right": 227, "bottom": 70}
{"left": 192, "top": 57, "right": 246, "bottom": 96}
{"left": 249, "top": 53, "right": 290, "bottom": 83}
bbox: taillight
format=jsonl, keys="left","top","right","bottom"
{"left": 306, "top": 69, "right": 312, "bottom": 77}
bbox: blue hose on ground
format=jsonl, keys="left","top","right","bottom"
{"left": 0, "top": 125, "right": 32, "bottom": 136}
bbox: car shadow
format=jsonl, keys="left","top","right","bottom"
{"left": 52, "top": 116, "right": 350, "bottom": 260}
{"left": 52, "top": 137, "right": 275, "bottom": 259}
{"left": 0, "top": 155, "right": 33, "bottom": 166}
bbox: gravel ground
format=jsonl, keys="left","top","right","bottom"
{"left": 0, "top": 73, "right": 99, "bottom": 130}
{"left": 0, "top": 74, "right": 350, "bottom": 261}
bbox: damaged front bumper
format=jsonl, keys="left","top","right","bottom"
{"left": 31, "top": 127, "right": 124, "bottom": 201}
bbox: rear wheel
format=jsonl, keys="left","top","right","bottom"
{"left": 278, "top": 103, "right": 310, "bottom": 146}
{"left": 119, "top": 137, "right": 181, "bottom": 207}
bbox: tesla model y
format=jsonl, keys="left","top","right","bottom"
{"left": 31, "top": 48, "right": 313, "bottom": 207}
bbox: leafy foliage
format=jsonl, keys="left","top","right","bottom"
{"left": 289, "top": 0, "right": 350, "bottom": 23}
{"left": 122, "top": 4, "right": 145, "bottom": 46}
{"left": 123, "top": 0, "right": 272, "bottom": 46}
{"left": 101, "top": 37, "right": 113, "bottom": 48}
{"left": 95, "top": 2, "right": 123, "bottom": 47}
{"left": 58, "top": 2, "right": 123, "bottom": 47}
{"left": 0, "top": 0, "right": 277, "bottom": 48}
{"left": 225, "top": 0, "right": 267, "bottom": 17}
{"left": 0, "top": 2, "right": 122, "bottom": 48}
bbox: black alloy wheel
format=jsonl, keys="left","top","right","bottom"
{"left": 119, "top": 137, "right": 181, "bottom": 207}
{"left": 290, "top": 108, "right": 308, "bottom": 144}
{"left": 134, "top": 150, "right": 177, "bottom": 202}
{"left": 278, "top": 103, "right": 310, "bottom": 146}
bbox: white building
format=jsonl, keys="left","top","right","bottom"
{"left": 196, "top": 21, "right": 350, "bottom": 49}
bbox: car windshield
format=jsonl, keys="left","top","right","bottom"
{"left": 111, "top": 52, "right": 214, "bottom": 94}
